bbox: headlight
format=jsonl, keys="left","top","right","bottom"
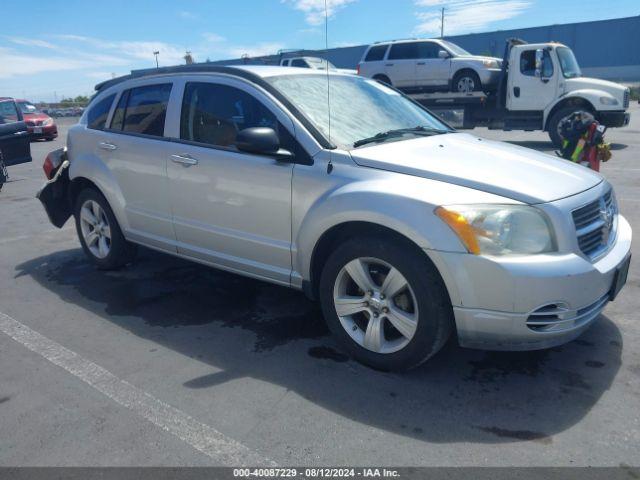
{"left": 599, "top": 96, "right": 619, "bottom": 106}
{"left": 482, "top": 59, "right": 499, "bottom": 68}
{"left": 435, "top": 205, "right": 555, "bottom": 255}
{"left": 43, "top": 118, "right": 54, "bottom": 126}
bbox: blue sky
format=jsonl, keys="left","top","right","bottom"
{"left": 1, "top": 0, "right": 637, "bottom": 102}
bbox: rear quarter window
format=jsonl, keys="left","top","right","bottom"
{"left": 364, "top": 45, "right": 388, "bottom": 62}
{"left": 87, "top": 94, "right": 115, "bottom": 130}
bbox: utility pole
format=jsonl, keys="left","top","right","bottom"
{"left": 440, "top": 7, "right": 445, "bottom": 38}
{"left": 153, "top": 51, "right": 160, "bottom": 68}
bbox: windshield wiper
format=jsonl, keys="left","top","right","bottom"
{"left": 353, "top": 126, "right": 448, "bottom": 148}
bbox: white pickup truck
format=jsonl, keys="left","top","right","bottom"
{"left": 279, "top": 56, "right": 357, "bottom": 75}
{"left": 409, "top": 39, "right": 630, "bottom": 146}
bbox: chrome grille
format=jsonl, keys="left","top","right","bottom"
{"left": 623, "top": 89, "right": 630, "bottom": 109}
{"left": 572, "top": 189, "right": 616, "bottom": 258}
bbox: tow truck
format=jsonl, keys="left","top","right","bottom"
{"left": 408, "top": 39, "right": 630, "bottom": 146}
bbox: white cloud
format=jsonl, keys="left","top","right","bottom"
{"left": 413, "top": 0, "right": 531, "bottom": 36}
{"left": 6, "top": 37, "right": 56, "bottom": 49}
{"left": 282, "top": 0, "right": 357, "bottom": 25}
{"left": 202, "top": 32, "right": 226, "bottom": 43}
{"left": 179, "top": 10, "right": 197, "bottom": 19}
{"left": 0, "top": 47, "right": 98, "bottom": 78}
{"left": 227, "top": 42, "right": 286, "bottom": 58}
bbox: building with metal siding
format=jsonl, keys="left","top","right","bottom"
{"left": 211, "top": 16, "right": 640, "bottom": 82}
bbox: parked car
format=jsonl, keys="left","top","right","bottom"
{"left": 0, "top": 97, "right": 32, "bottom": 181}
{"left": 38, "top": 66, "right": 631, "bottom": 371}
{"left": 280, "top": 56, "right": 356, "bottom": 74}
{"left": 16, "top": 99, "right": 58, "bottom": 141}
{"left": 358, "top": 38, "right": 502, "bottom": 93}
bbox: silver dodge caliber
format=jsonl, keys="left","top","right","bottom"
{"left": 39, "top": 65, "right": 632, "bottom": 371}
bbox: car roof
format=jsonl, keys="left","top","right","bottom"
{"left": 372, "top": 38, "right": 442, "bottom": 46}
{"left": 95, "top": 64, "right": 347, "bottom": 92}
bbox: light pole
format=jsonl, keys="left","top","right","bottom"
{"left": 440, "top": 7, "right": 445, "bottom": 38}
{"left": 153, "top": 51, "right": 160, "bottom": 68}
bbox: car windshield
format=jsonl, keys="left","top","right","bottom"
{"left": 266, "top": 74, "right": 451, "bottom": 149}
{"left": 17, "top": 101, "right": 41, "bottom": 114}
{"left": 556, "top": 47, "right": 582, "bottom": 79}
{"left": 440, "top": 41, "right": 471, "bottom": 57}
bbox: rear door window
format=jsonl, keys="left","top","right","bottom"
{"left": 109, "top": 83, "right": 172, "bottom": 137}
{"left": 87, "top": 94, "right": 115, "bottom": 130}
{"left": 364, "top": 45, "right": 388, "bottom": 62}
{"left": 291, "top": 59, "right": 309, "bottom": 68}
{"left": 388, "top": 42, "right": 420, "bottom": 60}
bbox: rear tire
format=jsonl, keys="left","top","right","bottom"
{"left": 74, "top": 188, "right": 137, "bottom": 270}
{"left": 319, "top": 236, "right": 454, "bottom": 371}
{"left": 547, "top": 106, "right": 592, "bottom": 148}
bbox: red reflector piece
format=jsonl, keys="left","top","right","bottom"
{"left": 43, "top": 154, "right": 54, "bottom": 179}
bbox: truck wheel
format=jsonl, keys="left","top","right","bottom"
{"left": 373, "top": 75, "right": 392, "bottom": 86}
{"left": 74, "top": 188, "right": 137, "bottom": 270}
{"left": 547, "top": 106, "right": 591, "bottom": 148}
{"left": 319, "top": 236, "right": 454, "bottom": 371}
{"left": 453, "top": 71, "right": 481, "bottom": 93}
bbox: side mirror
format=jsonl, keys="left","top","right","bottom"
{"left": 235, "top": 127, "right": 293, "bottom": 160}
{"left": 534, "top": 48, "right": 550, "bottom": 81}
{"left": 438, "top": 50, "right": 449, "bottom": 59}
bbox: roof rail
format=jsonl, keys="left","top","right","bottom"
{"left": 93, "top": 64, "right": 259, "bottom": 92}
{"left": 373, "top": 37, "right": 424, "bottom": 44}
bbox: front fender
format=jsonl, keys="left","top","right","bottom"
{"left": 544, "top": 90, "right": 604, "bottom": 124}
{"left": 293, "top": 178, "right": 469, "bottom": 284}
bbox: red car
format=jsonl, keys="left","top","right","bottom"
{"left": 16, "top": 99, "right": 57, "bottom": 141}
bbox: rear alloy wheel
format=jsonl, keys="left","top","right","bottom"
{"left": 319, "top": 236, "right": 453, "bottom": 371}
{"left": 74, "top": 188, "right": 136, "bottom": 269}
{"left": 79, "top": 199, "right": 112, "bottom": 260}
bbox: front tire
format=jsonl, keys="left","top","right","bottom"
{"left": 452, "top": 71, "right": 482, "bottom": 93}
{"left": 547, "top": 106, "right": 592, "bottom": 148}
{"left": 74, "top": 188, "right": 136, "bottom": 270}
{"left": 319, "top": 236, "right": 454, "bottom": 371}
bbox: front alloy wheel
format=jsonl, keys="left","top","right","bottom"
{"left": 319, "top": 236, "right": 454, "bottom": 371}
{"left": 333, "top": 257, "right": 418, "bottom": 354}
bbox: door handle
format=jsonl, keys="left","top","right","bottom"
{"left": 385, "top": 63, "right": 394, "bottom": 67}
{"left": 171, "top": 154, "right": 198, "bottom": 166}
{"left": 13, "top": 130, "right": 28, "bottom": 136}
{"left": 98, "top": 142, "right": 117, "bottom": 151}
{"left": 513, "top": 86, "right": 521, "bottom": 98}
{"left": 417, "top": 62, "right": 426, "bottom": 65}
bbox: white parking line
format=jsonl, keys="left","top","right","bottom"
{"left": 0, "top": 311, "right": 275, "bottom": 466}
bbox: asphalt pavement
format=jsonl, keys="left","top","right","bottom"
{"left": 0, "top": 109, "right": 638, "bottom": 467}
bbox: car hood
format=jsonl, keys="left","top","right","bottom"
{"left": 349, "top": 133, "right": 602, "bottom": 204}
{"left": 564, "top": 76, "right": 626, "bottom": 96}
{"left": 23, "top": 112, "right": 50, "bottom": 121}
{"left": 457, "top": 55, "right": 502, "bottom": 64}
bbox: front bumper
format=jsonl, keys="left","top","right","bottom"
{"left": 428, "top": 215, "right": 632, "bottom": 351}
{"left": 597, "top": 111, "right": 630, "bottom": 128}
{"left": 477, "top": 68, "right": 502, "bottom": 87}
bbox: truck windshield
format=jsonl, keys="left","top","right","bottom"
{"left": 267, "top": 74, "right": 451, "bottom": 149}
{"left": 557, "top": 47, "right": 581, "bottom": 79}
